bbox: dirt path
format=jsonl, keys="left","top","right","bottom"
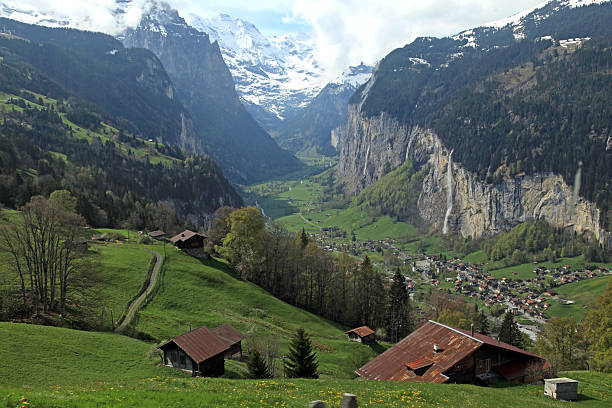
{"left": 114, "top": 248, "right": 162, "bottom": 333}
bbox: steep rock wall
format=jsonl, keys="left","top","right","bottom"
{"left": 337, "top": 106, "right": 607, "bottom": 243}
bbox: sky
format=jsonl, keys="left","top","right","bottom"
{"left": 5, "top": 0, "right": 550, "bottom": 76}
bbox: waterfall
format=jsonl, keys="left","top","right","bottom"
{"left": 569, "top": 161, "right": 583, "bottom": 218}
{"left": 442, "top": 150, "right": 454, "bottom": 235}
{"left": 363, "top": 145, "right": 370, "bottom": 176}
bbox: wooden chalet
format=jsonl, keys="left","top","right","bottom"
{"left": 170, "top": 230, "right": 206, "bottom": 249}
{"left": 148, "top": 230, "right": 166, "bottom": 240}
{"left": 356, "top": 320, "right": 548, "bottom": 385}
{"left": 346, "top": 326, "right": 376, "bottom": 345}
{"left": 212, "top": 323, "right": 246, "bottom": 359}
{"left": 159, "top": 326, "right": 229, "bottom": 377}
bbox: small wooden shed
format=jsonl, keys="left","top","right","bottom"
{"left": 170, "top": 230, "right": 206, "bottom": 249}
{"left": 212, "top": 323, "right": 246, "bottom": 359}
{"left": 346, "top": 326, "right": 376, "bottom": 345}
{"left": 545, "top": 378, "right": 578, "bottom": 401}
{"left": 148, "top": 230, "right": 166, "bottom": 240}
{"left": 159, "top": 326, "right": 229, "bottom": 377}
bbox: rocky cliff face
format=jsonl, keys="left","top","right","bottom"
{"left": 338, "top": 106, "right": 607, "bottom": 243}
{"left": 121, "top": 3, "right": 301, "bottom": 183}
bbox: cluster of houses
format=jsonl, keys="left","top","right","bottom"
{"left": 423, "top": 258, "right": 611, "bottom": 321}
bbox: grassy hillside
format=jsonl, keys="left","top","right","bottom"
{"left": 0, "top": 322, "right": 181, "bottom": 387}
{"left": 0, "top": 323, "right": 609, "bottom": 408}
{"left": 546, "top": 276, "right": 612, "bottom": 321}
{"left": 133, "top": 250, "right": 383, "bottom": 379}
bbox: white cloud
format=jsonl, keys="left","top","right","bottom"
{"left": 290, "top": 0, "right": 547, "bottom": 79}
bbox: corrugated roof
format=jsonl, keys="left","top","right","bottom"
{"left": 356, "top": 321, "right": 481, "bottom": 383}
{"left": 170, "top": 230, "right": 206, "bottom": 244}
{"left": 212, "top": 323, "right": 245, "bottom": 347}
{"left": 160, "top": 326, "right": 229, "bottom": 364}
{"left": 347, "top": 326, "right": 375, "bottom": 338}
{"left": 356, "top": 320, "right": 545, "bottom": 383}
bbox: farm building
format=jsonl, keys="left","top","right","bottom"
{"left": 356, "top": 320, "right": 548, "bottom": 384}
{"left": 148, "top": 230, "right": 166, "bottom": 240}
{"left": 346, "top": 326, "right": 376, "bottom": 345}
{"left": 170, "top": 230, "right": 206, "bottom": 249}
{"left": 212, "top": 323, "right": 246, "bottom": 359}
{"left": 159, "top": 326, "right": 229, "bottom": 377}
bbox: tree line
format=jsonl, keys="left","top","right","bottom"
{"left": 212, "top": 206, "right": 414, "bottom": 341}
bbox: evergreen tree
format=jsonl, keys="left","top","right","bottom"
{"left": 386, "top": 268, "right": 413, "bottom": 342}
{"left": 247, "top": 348, "right": 272, "bottom": 379}
{"left": 299, "top": 228, "right": 309, "bottom": 249}
{"left": 498, "top": 311, "right": 523, "bottom": 347}
{"left": 284, "top": 328, "right": 319, "bottom": 378}
{"left": 474, "top": 311, "right": 490, "bottom": 336}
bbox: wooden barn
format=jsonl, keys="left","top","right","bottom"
{"left": 148, "top": 230, "right": 166, "bottom": 240}
{"left": 170, "top": 230, "right": 206, "bottom": 249}
{"left": 356, "top": 320, "right": 548, "bottom": 385}
{"left": 212, "top": 323, "right": 246, "bottom": 359}
{"left": 346, "top": 326, "right": 376, "bottom": 345}
{"left": 159, "top": 326, "right": 229, "bottom": 377}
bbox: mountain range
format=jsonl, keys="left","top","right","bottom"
{"left": 339, "top": 0, "right": 612, "bottom": 245}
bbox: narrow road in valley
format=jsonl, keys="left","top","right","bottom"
{"left": 114, "top": 248, "right": 162, "bottom": 333}
{"left": 298, "top": 212, "right": 322, "bottom": 230}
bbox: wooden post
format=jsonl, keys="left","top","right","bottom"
{"left": 308, "top": 401, "right": 325, "bottom": 408}
{"left": 341, "top": 393, "right": 358, "bottom": 408}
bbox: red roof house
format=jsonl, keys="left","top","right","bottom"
{"left": 346, "top": 326, "right": 376, "bottom": 345}
{"left": 356, "top": 320, "right": 547, "bottom": 384}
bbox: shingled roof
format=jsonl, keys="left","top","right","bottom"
{"left": 212, "top": 323, "right": 245, "bottom": 348}
{"left": 159, "top": 326, "right": 229, "bottom": 364}
{"left": 356, "top": 320, "right": 543, "bottom": 383}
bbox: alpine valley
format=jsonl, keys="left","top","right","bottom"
{"left": 0, "top": 0, "right": 612, "bottom": 407}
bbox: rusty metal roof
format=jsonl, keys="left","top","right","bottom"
{"left": 159, "top": 326, "right": 229, "bottom": 364}
{"left": 356, "top": 321, "right": 481, "bottom": 383}
{"left": 405, "top": 358, "right": 433, "bottom": 370}
{"left": 454, "top": 327, "right": 541, "bottom": 359}
{"left": 170, "top": 230, "right": 206, "bottom": 244}
{"left": 212, "top": 323, "right": 245, "bottom": 347}
{"left": 356, "top": 320, "right": 545, "bottom": 383}
{"left": 346, "top": 326, "right": 375, "bottom": 338}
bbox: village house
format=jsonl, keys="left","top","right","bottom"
{"left": 346, "top": 326, "right": 376, "bottom": 345}
{"left": 170, "top": 230, "right": 206, "bottom": 249}
{"left": 212, "top": 323, "right": 246, "bottom": 359}
{"left": 159, "top": 326, "right": 229, "bottom": 377}
{"left": 356, "top": 320, "right": 548, "bottom": 385}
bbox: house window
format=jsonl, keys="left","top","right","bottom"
{"left": 180, "top": 352, "right": 186, "bottom": 368}
{"left": 485, "top": 359, "right": 491, "bottom": 372}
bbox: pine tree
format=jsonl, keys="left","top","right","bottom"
{"left": 498, "top": 311, "right": 522, "bottom": 347}
{"left": 299, "top": 228, "right": 309, "bottom": 249}
{"left": 474, "top": 311, "right": 490, "bottom": 336}
{"left": 386, "top": 268, "right": 413, "bottom": 342}
{"left": 247, "top": 348, "right": 272, "bottom": 379}
{"left": 284, "top": 328, "right": 319, "bottom": 378}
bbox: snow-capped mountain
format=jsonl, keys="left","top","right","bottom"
{"left": 185, "top": 13, "right": 327, "bottom": 123}
{"left": 453, "top": 0, "right": 610, "bottom": 46}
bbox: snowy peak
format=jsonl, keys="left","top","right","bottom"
{"left": 332, "top": 62, "right": 373, "bottom": 88}
{"left": 186, "top": 12, "right": 326, "bottom": 121}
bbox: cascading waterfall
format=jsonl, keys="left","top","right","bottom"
{"left": 363, "top": 145, "right": 370, "bottom": 176}
{"left": 442, "top": 150, "right": 454, "bottom": 234}
{"left": 569, "top": 161, "right": 583, "bottom": 218}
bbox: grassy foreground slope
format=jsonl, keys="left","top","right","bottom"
{"left": 0, "top": 322, "right": 182, "bottom": 387}
{"left": 133, "top": 250, "right": 382, "bottom": 379}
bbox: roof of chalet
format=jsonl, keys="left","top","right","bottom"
{"left": 346, "top": 326, "right": 375, "bottom": 338}
{"left": 148, "top": 230, "right": 165, "bottom": 237}
{"left": 212, "top": 323, "right": 246, "bottom": 347}
{"left": 170, "top": 230, "right": 206, "bottom": 244}
{"left": 159, "top": 326, "right": 229, "bottom": 364}
{"left": 356, "top": 320, "right": 543, "bottom": 383}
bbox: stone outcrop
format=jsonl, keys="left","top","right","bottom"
{"left": 337, "top": 106, "right": 607, "bottom": 243}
